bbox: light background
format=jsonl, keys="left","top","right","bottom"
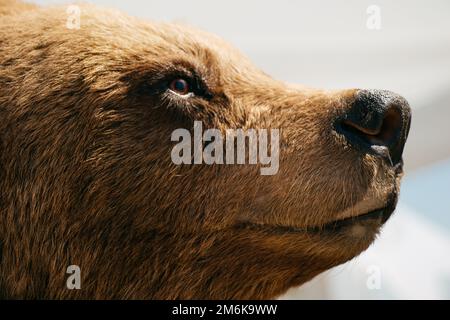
{"left": 32, "top": 0, "right": 450, "bottom": 299}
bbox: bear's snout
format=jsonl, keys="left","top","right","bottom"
{"left": 335, "top": 89, "right": 411, "bottom": 167}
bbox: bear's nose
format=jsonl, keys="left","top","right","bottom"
{"left": 336, "top": 89, "right": 411, "bottom": 166}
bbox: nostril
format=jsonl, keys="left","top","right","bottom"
{"left": 342, "top": 106, "right": 402, "bottom": 149}
{"left": 337, "top": 89, "right": 411, "bottom": 167}
{"left": 372, "top": 107, "right": 402, "bottom": 147}
{"left": 342, "top": 120, "right": 380, "bottom": 136}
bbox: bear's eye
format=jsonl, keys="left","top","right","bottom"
{"left": 169, "top": 78, "right": 191, "bottom": 96}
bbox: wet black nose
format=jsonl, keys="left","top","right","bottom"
{"left": 336, "top": 89, "right": 411, "bottom": 166}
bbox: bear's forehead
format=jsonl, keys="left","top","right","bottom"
{"left": 1, "top": 3, "right": 273, "bottom": 96}
{"left": 68, "top": 5, "right": 264, "bottom": 81}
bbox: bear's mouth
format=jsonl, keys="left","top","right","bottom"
{"left": 308, "top": 205, "right": 394, "bottom": 232}
{"left": 301, "top": 194, "right": 397, "bottom": 233}
{"left": 303, "top": 186, "right": 399, "bottom": 233}
{"left": 239, "top": 196, "right": 397, "bottom": 235}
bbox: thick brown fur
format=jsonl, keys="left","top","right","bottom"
{"left": 0, "top": 1, "right": 405, "bottom": 299}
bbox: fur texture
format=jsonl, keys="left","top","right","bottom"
{"left": 0, "top": 1, "right": 406, "bottom": 299}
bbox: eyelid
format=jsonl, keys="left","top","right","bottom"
{"left": 166, "top": 71, "right": 212, "bottom": 100}
{"left": 168, "top": 90, "right": 195, "bottom": 98}
{"left": 124, "top": 63, "right": 214, "bottom": 100}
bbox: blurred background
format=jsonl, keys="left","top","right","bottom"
{"left": 33, "top": 0, "right": 450, "bottom": 299}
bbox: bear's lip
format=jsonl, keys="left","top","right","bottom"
{"left": 239, "top": 199, "right": 396, "bottom": 234}
{"left": 236, "top": 190, "right": 399, "bottom": 235}
{"left": 310, "top": 180, "right": 400, "bottom": 232}
{"left": 303, "top": 193, "right": 397, "bottom": 232}
{"left": 307, "top": 205, "right": 394, "bottom": 232}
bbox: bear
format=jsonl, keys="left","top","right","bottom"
{"left": 0, "top": 0, "right": 411, "bottom": 299}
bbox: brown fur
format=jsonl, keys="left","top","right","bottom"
{"left": 0, "top": 1, "right": 405, "bottom": 299}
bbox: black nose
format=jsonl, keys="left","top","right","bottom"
{"left": 336, "top": 89, "right": 411, "bottom": 166}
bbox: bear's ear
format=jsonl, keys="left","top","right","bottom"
{"left": 0, "top": 0, "right": 38, "bottom": 16}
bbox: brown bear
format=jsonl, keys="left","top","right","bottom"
{"left": 0, "top": 0, "right": 411, "bottom": 299}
